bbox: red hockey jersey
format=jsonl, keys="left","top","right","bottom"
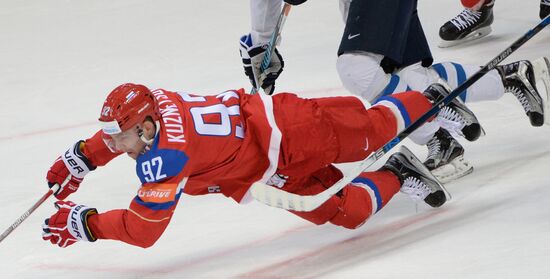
{"left": 85, "top": 87, "right": 431, "bottom": 247}
{"left": 86, "top": 88, "right": 286, "bottom": 247}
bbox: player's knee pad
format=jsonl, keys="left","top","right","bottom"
{"left": 337, "top": 52, "right": 390, "bottom": 102}
{"left": 396, "top": 62, "right": 440, "bottom": 92}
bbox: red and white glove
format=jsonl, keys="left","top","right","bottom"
{"left": 46, "top": 140, "right": 96, "bottom": 200}
{"left": 42, "top": 200, "right": 98, "bottom": 248}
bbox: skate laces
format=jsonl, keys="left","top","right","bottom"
{"left": 451, "top": 9, "right": 482, "bottom": 30}
{"left": 508, "top": 85, "right": 533, "bottom": 113}
{"left": 426, "top": 136, "right": 442, "bottom": 161}
{"left": 543, "top": 0, "right": 550, "bottom": 6}
{"left": 436, "top": 106, "right": 468, "bottom": 137}
{"left": 501, "top": 61, "right": 540, "bottom": 114}
{"left": 401, "top": 177, "right": 431, "bottom": 202}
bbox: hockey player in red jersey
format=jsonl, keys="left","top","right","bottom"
{"left": 42, "top": 83, "right": 460, "bottom": 248}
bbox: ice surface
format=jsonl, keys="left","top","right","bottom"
{"left": 1, "top": 0, "right": 550, "bottom": 278}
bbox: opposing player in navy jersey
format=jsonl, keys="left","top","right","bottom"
{"left": 240, "top": 0, "right": 550, "bottom": 182}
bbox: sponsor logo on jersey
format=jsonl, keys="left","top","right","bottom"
{"left": 137, "top": 183, "right": 178, "bottom": 203}
{"left": 151, "top": 89, "right": 186, "bottom": 143}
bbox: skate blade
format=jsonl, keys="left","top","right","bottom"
{"left": 438, "top": 26, "right": 492, "bottom": 48}
{"left": 399, "top": 146, "right": 452, "bottom": 202}
{"left": 431, "top": 155, "right": 474, "bottom": 183}
{"left": 531, "top": 57, "right": 550, "bottom": 125}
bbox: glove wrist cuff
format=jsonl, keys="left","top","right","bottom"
{"left": 67, "top": 205, "right": 98, "bottom": 242}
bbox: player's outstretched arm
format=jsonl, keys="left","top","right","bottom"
{"left": 46, "top": 131, "right": 121, "bottom": 200}
{"left": 73, "top": 166, "right": 189, "bottom": 248}
{"left": 41, "top": 178, "right": 185, "bottom": 249}
{"left": 84, "top": 178, "right": 185, "bottom": 248}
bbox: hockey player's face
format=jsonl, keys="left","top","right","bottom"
{"left": 110, "top": 125, "right": 146, "bottom": 159}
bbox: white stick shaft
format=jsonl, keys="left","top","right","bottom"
{"left": 0, "top": 184, "right": 60, "bottom": 243}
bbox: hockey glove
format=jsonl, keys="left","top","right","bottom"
{"left": 42, "top": 200, "right": 98, "bottom": 248}
{"left": 46, "top": 140, "right": 96, "bottom": 200}
{"left": 239, "top": 33, "right": 284, "bottom": 95}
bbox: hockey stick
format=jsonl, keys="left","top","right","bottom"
{"left": 0, "top": 183, "right": 61, "bottom": 243}
{"left": 250, "top": 3, "right": 292, "bottom": 95}
{"left": 250, "top": 14, "right": 550, "bottom": 212}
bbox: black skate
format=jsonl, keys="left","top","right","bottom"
{"left": 533, "top": 57, "right": 550, "bottom": 125}
{"left": 497, "top": 60, "right": 547, "bottom": 127}
{"left": 423, "top": 83, "right": 483, "bottom": 142}
{"left": 542, "top": 0, "right": 550, "bottom": 19}
{"left": 424, "top": 128, "right": 473, "bottom": 183}
{"left": 438, "top": 0, "right": 494, "bottom": 48}
{"left": 382, "top": 146, "right": 448, "bottom": 208}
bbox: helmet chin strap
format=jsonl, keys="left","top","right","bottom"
{"left": 138, "top": 120, "right": 160, "bottom": 152}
